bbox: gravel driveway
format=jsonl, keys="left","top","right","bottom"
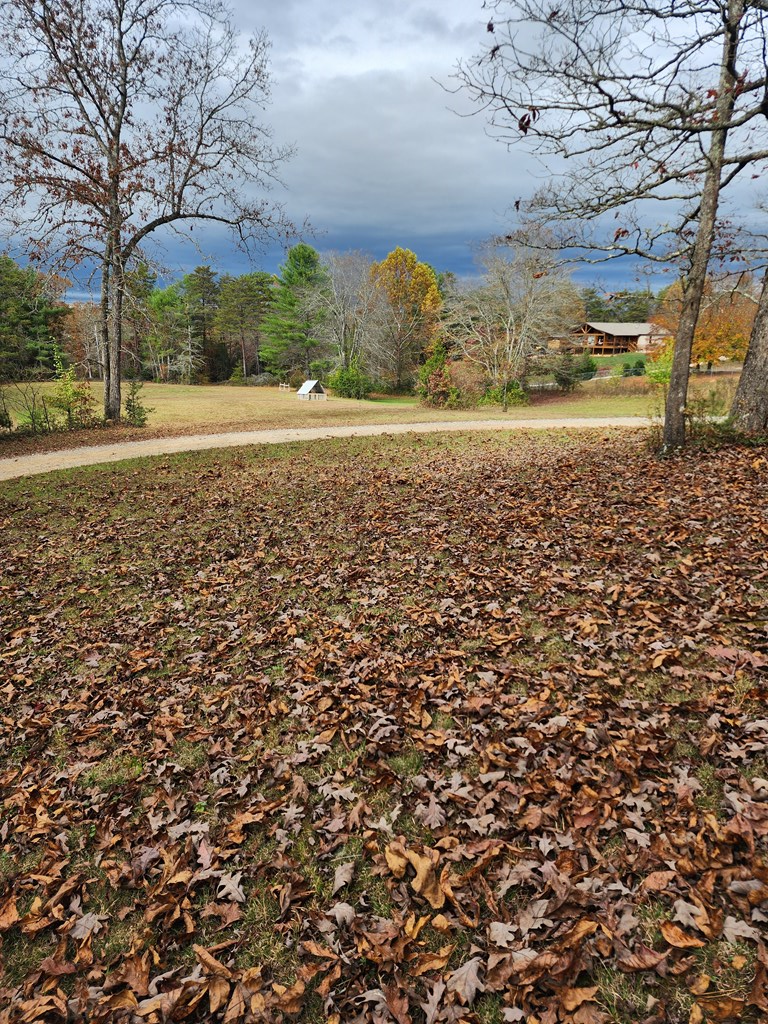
{"left": 0, "top": 417, "right": 651, "bottom": 481}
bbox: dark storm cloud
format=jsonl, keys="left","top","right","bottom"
{"left": 215, "top": 0, "right": 537, "bottom": 274}
{"left": 125, "top": 0, "right": 704, "bottom": 288}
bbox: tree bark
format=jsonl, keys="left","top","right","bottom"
{"left": 106, "top": 259, "right": 124, "bottom": 421}
{"left": 730, "top": 268, "right": 768, "bottom": 433}
{"left": 100, "top": 255, "right": 114, "bottom": 420}
{"left": 662, "top": 0, "right": 744, "bottom": 449}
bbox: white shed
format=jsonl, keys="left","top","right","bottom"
{"left": 297, "top": 380, "right": 327, "bottom": 401}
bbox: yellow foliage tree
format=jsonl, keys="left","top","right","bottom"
{"left": 655, "top": 279, "right": 756, "bottom": 363}
{"left": 369, "top": 248, "right": 441, "bottom": 390}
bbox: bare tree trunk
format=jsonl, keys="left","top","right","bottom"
{"left": 730, "top": 268, "right": 768, "bottom": 433}
{"left": 100, "top": 256, "right": 113, "bottom": 420}
{"left": 664, "top": 236, "right": 713, "bottom": 448}
{"left": 106, "top": 261, "right": 124, "bottom": 421}
{"left": 662, "top": 0, "right": 743, "bottom": 450}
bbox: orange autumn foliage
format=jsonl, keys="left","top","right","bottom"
{"left": 655, "top": 278, "right": 756, "bottom": 361}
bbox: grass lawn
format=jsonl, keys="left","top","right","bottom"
{"left": 0, "top": 374, "right": 740, "bottom": 460}
{"left": 2, "top": 379, "right": 653, "bottom": 433}
{"left": 1, "top": 429, "right": 766, "bottom": 1022}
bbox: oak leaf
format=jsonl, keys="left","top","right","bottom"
{"left": 446, "top": 956, "right": 485, "bottom": 1004}
{"left": 722, "top": 915, "right": 760, "bottom": 942}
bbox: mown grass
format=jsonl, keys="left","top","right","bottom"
{"left": 1, "top": 377, "right": 653, "bottom": 439}
{"left": 0, "top": 373, "right": 745, "bottom": 464}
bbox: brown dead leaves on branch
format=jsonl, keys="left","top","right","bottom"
{"left": 0, "top": 431, "right": 767, "bottom": 1022}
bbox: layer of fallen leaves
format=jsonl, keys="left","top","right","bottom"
{"left": 0, "top": 430, "right": 766, "bottom": 1024}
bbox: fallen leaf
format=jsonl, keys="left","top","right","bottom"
{"left": 660, "top": 921, "right": 706, "bottom": 948}
{"left": 561, "top": 986, "right": 599, "bottom": 1011}
{"left": 332, "top": 861, "right": 355, "bottom": 895}
{"left": 695, "top": 995, "right": 746, "bottom": 1021}
{"left": 446, "top": 956, "right": 485, "bottom": 1004}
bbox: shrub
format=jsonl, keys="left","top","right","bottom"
{"left": 573, "top": 353, "right": 597, "bottom": 379}
{"left": 686, "top": 383, "right": 730, "bottom": 438}
{"left": 327, "top": 363, "right": 374, "bottom": 399}
{"left": 478, "top": 381, "right": 528, "bottom": 407}
{"left": 646, "top": 354, "right": 673, "bottom": 386}
{"left": 0, "top": 389, "right": 11, "bottom": 430}
{"left": 423, "top": 366, "right": 453, "bottom": 407}
{"left": 620, "top": 357, "right": 647, "bottom": 377}
{"left": 447, "top": 360, "right": 486, "bottom": 404}
{"left": 229, "top": 364, "right": 245, "bottom": 384}
{"left": 553, "top": 353, "right": 578, "bottom": 392}
{"left": 50, "top": 346, "right": 98, "bottom": 429}
{"left": 416, "top": 342, "right": 447, "bottom": 398}
{"left": 124, "top": 380, "right": 154, "bottom": 427}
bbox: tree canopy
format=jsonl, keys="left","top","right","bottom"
{"left": 261, "top": 244, "right": 328, "bottom": 378}
{"left": 0, "top": 0, "right": 291, "bottom": 419}
{"left": 456, "top": 0, "right": 768, "bottom": 444}
{"left": 369, "top": 248, "right": 442, "bottom": 391}
{"left": 0, "top": 255, "right": 66, "bottom": 378}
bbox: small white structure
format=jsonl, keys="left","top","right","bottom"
{"left": 297, "top": 379, "right": 327, "bottom": 401}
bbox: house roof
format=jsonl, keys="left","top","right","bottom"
{"left": 584, "top": 322, "right": 655, "bottom": 336}
{"left": 297, "top": 379, "right": 325, "bottom": 394}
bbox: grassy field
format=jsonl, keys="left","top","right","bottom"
{"left": 2, "top": 379, "right": 654, "bottom": 430}
{"left": 1, "top": 430, "right": 766, "bottom": 1022}
{"left": 0, "top": 374, "right": 741, "bottom": 460}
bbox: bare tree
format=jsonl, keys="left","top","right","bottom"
{"left": 455, "top": 0, "right": 768, "bottom": 447}
{"left": 0, "top": 0, "right": 292, "bottom": 420}
{"left": 309, "top": 251, "right": 383, "bottom": 371}
{"left": 443, "top": 250, "right": 581, "bottom": 406}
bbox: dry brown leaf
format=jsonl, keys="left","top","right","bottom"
{"left": 660, "top": 921, "right": 707, "bottom": 949}
{"left": 404, "top": 847, "right": 445, "bottom": 910}
{"left": 271, "top": 979, "right": 305, "bottom": 1014}
{"left": 446, "top": 956, "right": 485, "bottom": 1004}
{"left": 383, "top": 981, "right": 412, "bottom": 1024}
{"left": 97, "top": 989, "right": 140, "bottom": 1011}
{"left": 208, "top": 976, "right": 230, "bottom": 1014}
{"left": 616, "top": 943, "right": 667, "bottom": 972}
{"left": 640, "top": 870, "right": 676, "bottom": 892}
{"left": 194, "top": 943, "right": 233, "bottom": 978}
{"left": 695, "top": 995, "right": 746, "bottom": 1021}
{"left": 0, "top": 896, "right": 20, "bottom": 931}
{"left": 385, "top": 840, "right": 408, "bottom": 879}
{"left": 561, "top": 986, "right": 599, "bottom": 1011}
{"left": 408, "top": 945, "right": 454, "bottom": 976}
{"left": 688, "top": 974, "right": 711, "bottom": 995}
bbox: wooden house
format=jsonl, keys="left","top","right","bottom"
{"left": 297, "top": 380, "right": 327, "bottom": 401}
{"left": 567, "top": 322, "right": 666, "bottom": 355}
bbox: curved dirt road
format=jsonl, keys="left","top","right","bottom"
{"left": 0, "top": 417, "right": 651, "bottom": 482}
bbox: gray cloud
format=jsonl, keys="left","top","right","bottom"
{"left": 70, "top": 0, "right": 731, "bottom": 294}
{"left": 229, "top": 0, "right": 538, "bottom": 275}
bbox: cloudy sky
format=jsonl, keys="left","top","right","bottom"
{"left": 176, "top": 0, "right": 522, "bottom": 282}
{"left": 163, "top": 0, "right": 648, "bottom": 289}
